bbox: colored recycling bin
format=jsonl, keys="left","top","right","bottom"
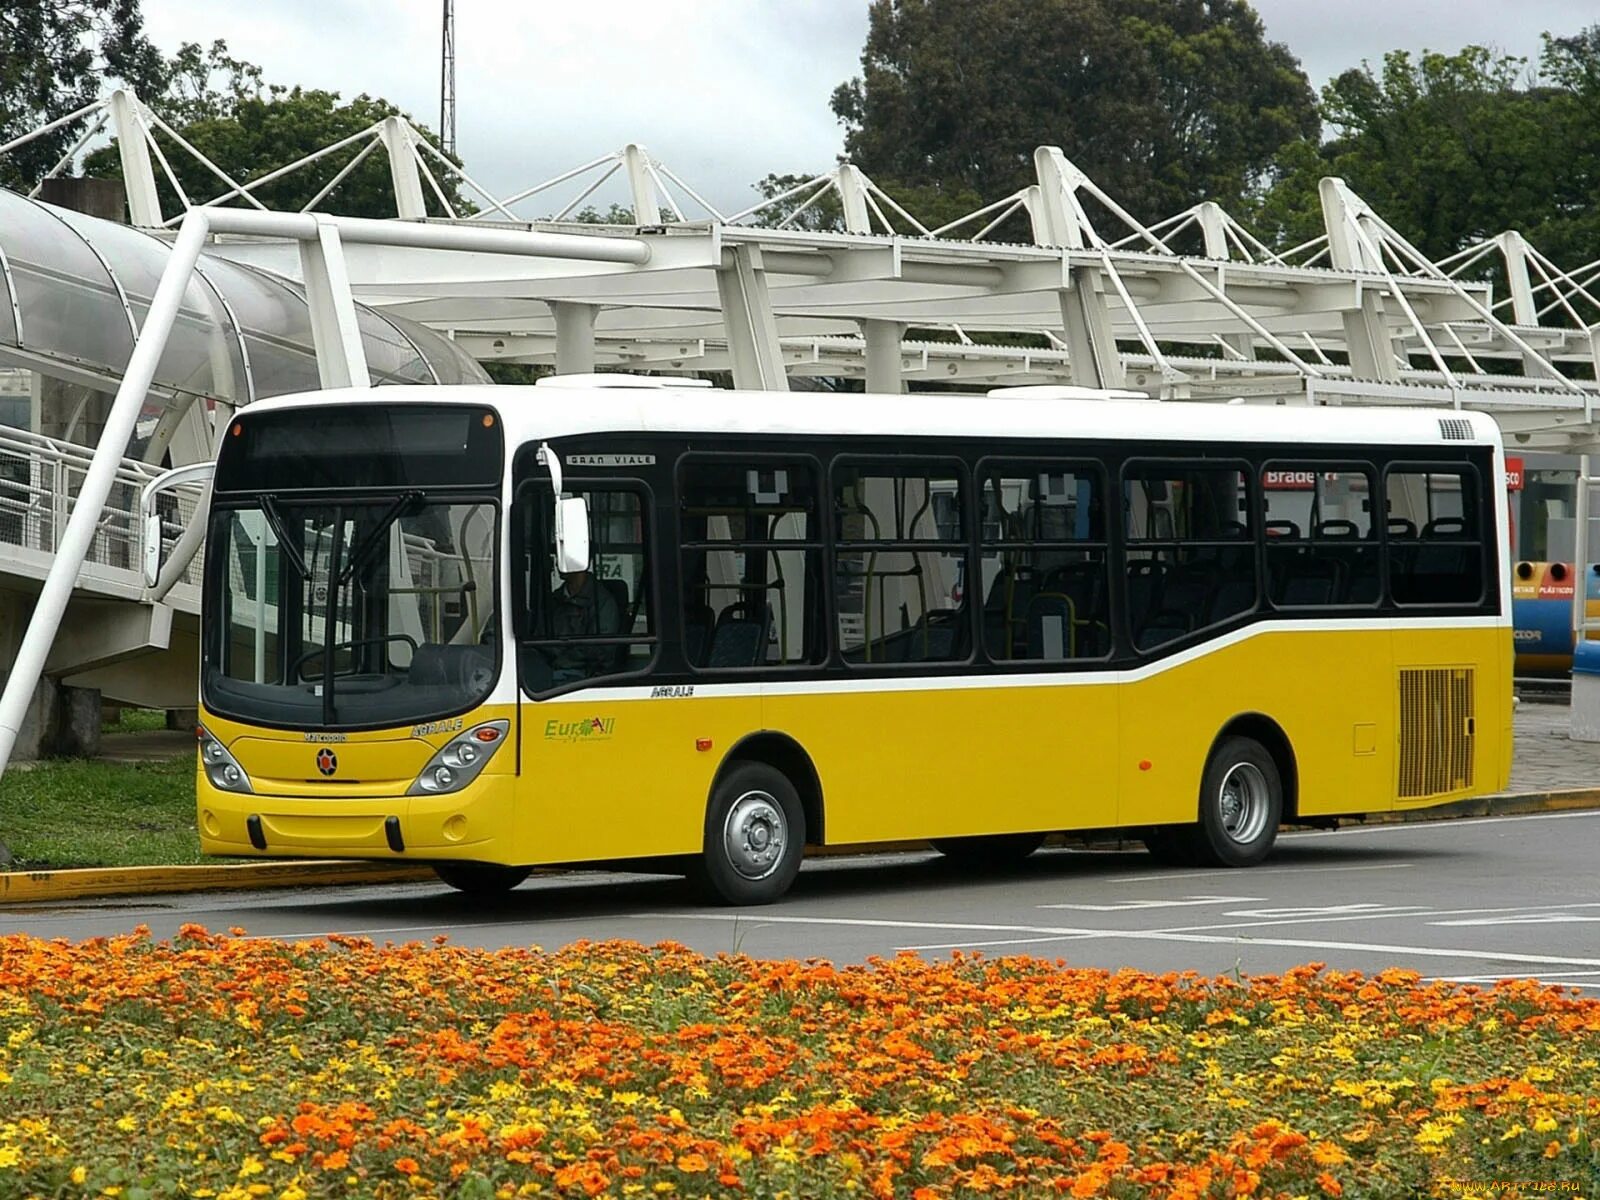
{"left": 1511, "top": 561, "right": 1600, "bottom": 673}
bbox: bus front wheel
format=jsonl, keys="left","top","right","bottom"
{"left": 693, "top": 762, "right": 805, "bottom": 906}
{"left": 1194, "top": 736, "right": 1282, "bottom": 867}
{"left": 433, "top": 863, "right": 531, "bottom": 895}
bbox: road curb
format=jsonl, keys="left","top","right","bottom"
{"left": 4, "top": 788, "right": 1599, "bottom": 906}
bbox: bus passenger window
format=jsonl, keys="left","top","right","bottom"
{"left": 978, "top": 462, "right": 1109, "bottom": 662}
{"left": 1385, "top": 467, "right": 1484, "bottom": 605}
{"left": 1123, "top": 464, "right": 1256, "bottom": 651}
{"left": 520, "top": 486, "right": 654, "bottom": 690}
{"left": 834, "top": 461, "right": 969, "bottom": 666}
{"left": 678, "top": 458, "right": 825, "bottom": 669}
{"left": 1262, "top": 466, "right": 1378, "bottom": 608}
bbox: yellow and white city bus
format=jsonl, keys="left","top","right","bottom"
{"left": 193, "top": 378, "right": 1512, "bottom": 903}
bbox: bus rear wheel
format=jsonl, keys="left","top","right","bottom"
{"left": 433, "top": 863, "right": 531, "bottom": 895}
{"left": 692, "top": 762, "right": 805, "bottom": 906}
{"left": 930, "top": 832, "right": 1045, "bottom": 868}
{"left": 1194, "top": 736, "right": 1282, "bottom": 867}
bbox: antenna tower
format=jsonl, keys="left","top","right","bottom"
{"left": 440, "top": 0, "right": 457, "bottom": 157}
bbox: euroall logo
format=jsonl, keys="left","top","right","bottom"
{"left": 316, "top": 747, "right": 338, "bottom": 776}
{"left": 543, "top": 716, "right": 616, "bottom": 743}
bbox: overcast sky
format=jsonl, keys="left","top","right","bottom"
{"left": 136, "top": 0, "right": 1597, "bottom": 219}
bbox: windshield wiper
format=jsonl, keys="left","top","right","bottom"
{"left": 338, "top": 490, "right": 425, "bottom": 584}
{"left": 258, "top": 495, "right": 309, "bottom": 579}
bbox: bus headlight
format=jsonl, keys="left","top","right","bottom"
{"left": 408, "top": 720, "right": 509, "bottom": 796}
{"left": 197, "top": 726, "right": 253, "bottom": 794}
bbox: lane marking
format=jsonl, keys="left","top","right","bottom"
{"left": 1283, "top": 810, "right": 1600, "bottom": 838}
{"left": 1433, "top": 913, "right": 1600, "bottom": 927}
{"left": 1145, "top": 900, "right": 1600, "bottom": 936}
{"left": 1110, "top": 862, "right": 1415, "bottom": 884}
{"left": 1039, "top": 895, "right": 1263, "bottom": 912}
{"left": 646, "top": 912, "right": 1600, "bottom": 970}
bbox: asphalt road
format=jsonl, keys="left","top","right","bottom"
{"left": 7, "top": 811, "right": 1600, "bottom": 991}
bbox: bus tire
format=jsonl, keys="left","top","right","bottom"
{"left": 930, "top": 832, "right": 1045, "bottom": 868}
{"left": 1194, "top": 736, "right": 1282, "bottom": 867}
{"left": 433, "top": 863, "right": 531, "bottom": 895}
{"left": 693, "top": 762, "right": 805, "bottom": 906}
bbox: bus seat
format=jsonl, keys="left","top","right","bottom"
{"left": 683, "top": 603, "right": 715, "bottom": 666}
{"left": 1125, "top": 561, "right": 1164, "bottom": 633}
{"left": 1208, "top": 578, "right": 1255, "bottom": 624}
{"left": 1277, "top": 558, "right": 1342, "bottom": 606}
{"left": 1136, "top": 612, "right": 1189, "bottom": 651}
{"left": 599, "top": 576, "right": 631, "bottom": 668}
{"left": 708, "top": 604, "right": 771, "bottom": 668}
{"left": 1315, "top": 519, "right": 1361, "bottom": 539}
{"left": 1264, "top": 519, "right": 1299, "bottom": 539}
{"left": 906, "top": 608, "right": 968, "bottom": 662}
{"left": 1387, "top": 517, "right": 1418, "bottom": 539}
{"left": 1423, "top": 516, "right": 1468, "bottom": 538}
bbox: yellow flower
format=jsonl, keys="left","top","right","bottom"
{"left": 238, "top": 1156, "right": 264, "bottom": 1178}
{"left": 0, "top": 1146, "right": 19, "bottom": 1169}
{"left": 71, "top": 1166, "right": 88, "bottom": 1185}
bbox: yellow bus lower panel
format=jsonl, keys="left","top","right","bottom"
{"left": 199, "top": 626, "right": 1511, "bottom": 868}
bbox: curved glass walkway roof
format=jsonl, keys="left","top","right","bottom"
{"left": 0, "top": 188, "right": 486, "bottom": 408}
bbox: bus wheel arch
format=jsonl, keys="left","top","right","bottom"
{"left": 691, "top": 733, "right": 821, "bottom": 905}
{"left": 714, "top": 731, "right": 824, "bottom": 847}
{"left": 1213, "top": 713, "right": 1298, "bottom": 824}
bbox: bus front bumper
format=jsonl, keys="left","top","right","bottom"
{"left": 197, "top": 773, "right": 517, "bottom": 861}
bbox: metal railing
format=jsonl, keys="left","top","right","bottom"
{"left": 0, "top": 425, "right": 206, "bottom": 601}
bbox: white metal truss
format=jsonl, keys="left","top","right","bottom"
{"left": 4, "top": 87, "right": 1596, "bottom": 440}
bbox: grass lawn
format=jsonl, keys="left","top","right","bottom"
{"left": 0, "top": 754, "right": 199, "bottom": 870}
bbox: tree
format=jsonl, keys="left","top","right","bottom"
{"left": 1255, "top": 30, "right": 1600, "bottom": 270}
{"left": 828, "top": 0, "right": 1317, "bottom": 228}
{"left": 0, "top": 0, "right": 164, "bottom": 191}
{"left": 81, "top": 39, "right": 466, "bottom": 219}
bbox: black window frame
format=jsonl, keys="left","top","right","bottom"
{"left": 512, "top": 473, "right": 660, "bottom": 699}
{"left": 1259, "top": 459, "right": 1382, "bottom": 613}
{"left": 1119, "top": 456, "right": 1259, "bottom": 656}
{"left": 829, "top": 453, "right": 976, "bottom": 671}
{"left": 974, "top": 455, "right": 1113, "bottom": 668}
{"left": 1381, "top": 459, "right": 1489, "bottom": 609}
{"left": 675, "top": 449, "right": 829, "bottom": 676}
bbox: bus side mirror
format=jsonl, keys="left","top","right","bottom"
{"left": 555, "top": 495, "right": 590, "bottom": 574}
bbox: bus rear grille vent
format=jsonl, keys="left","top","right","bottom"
{"left": 1438, "top": 418, "right": 1473, "bottom": 440}
{"left": 1398, "top": 667, "right": 1475, "bottom": 798}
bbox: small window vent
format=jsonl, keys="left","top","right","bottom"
{"left": 1438, "top": 418, "right": 1473, "bottom": 441}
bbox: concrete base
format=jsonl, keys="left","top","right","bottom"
{"left": 164, "top": 708, "right": 198, "bottom": 732}
{"left": 0, "top": 673, "right": 102, "bottom": 761}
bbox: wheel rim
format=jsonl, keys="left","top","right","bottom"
{"left": 1218, "top": 762, "right": 1270, "bottom": 845}
{"left": 722, "top": 790, "right": 787, "bottom": 881}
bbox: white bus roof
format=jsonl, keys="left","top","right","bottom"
{"left": 246, "top": 383, "right": 1503, "bottom": 451}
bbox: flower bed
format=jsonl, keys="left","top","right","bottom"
{"left": 0, "top": 928, "right": 1596, "bottom": 1197}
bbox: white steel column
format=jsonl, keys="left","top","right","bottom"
{"left": 1197, "top": 201, "right": 1255, "bottom": 361}
{"left": 378, "top": 116, "right": 428, "bottom": 220}
{"left": 862, "top": 320, "right": 905, "bottom": 395}
{"left": 1497, "top": 231, "right": 1550, "bottom": 377}
{"left": 714, "top": 244, "right": 788, "bottom": 392}
{"left": 1320, "top": 178, "right": 1400, "bottom": 382}
{"left": 836, "top": 165, "right": 873, "bottom": 234}
{"left": 550, "top": 301, "right": 598, "bottom": 375}
{"left": 0, "top": 215, "right": 210, "bottom": 776}
{"left": 1031, "top": 147, "right": 1124, "bottom": 388}
{"left": 107, "top": 89, "right": 162, "bottom": 227}
{"left": 298, "top": 220, "right": 370, "bottom": 388}
{"left": 622, "top": 144, "right": 662, "bottom": 225}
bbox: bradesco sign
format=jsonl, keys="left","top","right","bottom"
{"left": 1505, "top": 456, "right": 1524, "bottom": 492}
{"left": 1261, "top": 470, "right": 1317, "bottom": 491}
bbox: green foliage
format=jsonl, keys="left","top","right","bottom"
{"left": 830, "top": 0, "right": 1317, "bottom": 225}
{"left": 0, "top": 755, "right": 197, "bottom": 869}
{"left": 0, "top": 0, "right": 164, "bottom": 191}
{"left": 80, "top": 38, "right": 466, "bottom": 219}
{"left": 1255, "top": 31, "right": 1600, "bottom": 268}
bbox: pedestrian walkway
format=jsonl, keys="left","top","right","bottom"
{"left": 1506, "top": 701, "right": 1600, "bottom": 795}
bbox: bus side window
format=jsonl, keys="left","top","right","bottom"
{"left": 1262, "top": 465, "right": 1378, "bottom": 608}
{"left": 520, "top": 484, "right": 656, "bottom": 690}
{"left": 978, "top": 461, "right": 1109, "bottom": 662}
{"left": 1122, "top": 463, "right": 1256, "bottom": 652}
{"left": 678, "top": 457, "right": 826, "bottom": 670}
{"left": 1385, "top": 467, "right": 1484, "bottom": 605}
{"left": 833, "top": 460, "right": 969, "bottom": 666}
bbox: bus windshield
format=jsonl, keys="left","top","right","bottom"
{"left": 203, "top": 495, "right": 498, "bottom": 729}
